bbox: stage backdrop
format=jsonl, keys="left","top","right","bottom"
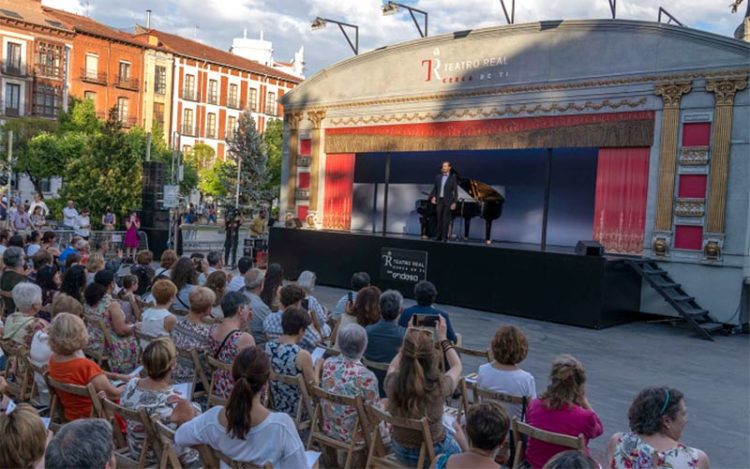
{"left": 348, "top": 148, "right": 598, "bottom": 247}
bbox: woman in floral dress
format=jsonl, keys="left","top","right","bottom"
{"left": 170, "top": 288, "right": 214, "bottom": 383}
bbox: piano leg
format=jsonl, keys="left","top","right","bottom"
{"left": 485, "top": 219, "right": 493, "bottom": 245}
{"left": 463, "top": 218, "right": 471, "bottom": 241}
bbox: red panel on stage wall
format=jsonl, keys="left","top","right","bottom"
{"left": 297, "top": 205, "right": 308, "bottom": 221}
{"left": 593, "top": 148, "right": 650, "bottom": 254}
{"left": 678, "top": 174, "right": 707, "bottom": 199}
{"left": 323, "top": 153, "right": 355, "bottom": 230}
{"left": 681, "top": 123, "right": 711, "bottom": 146}
{"left": 674, "top": 225, "right": 703, "bottom": 250}
{"left": 300, "top": 139, "right": 312, "bottom": 156}
{"left": 298, "top": 172, "right": 310, "bottom": 189}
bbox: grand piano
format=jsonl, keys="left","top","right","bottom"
{"left": 417, "top": 170, "right": 505, "bottom": 244}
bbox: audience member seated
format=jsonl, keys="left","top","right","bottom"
{"left": 171, "top": 257, "right": 198, "bottom": 313}
{"left": 175, "top": 347, "right": 309, "bottom": 467}
{"left": 130, "top": 250, "right": 155, "bottom": 295}
{"left": 265, "top": 306, "right": 320, "bottom": 417}
{"left": 64, "top": 252, "right": 82, "bottom": 272}
{"left": 336, "top": 286, "right": 381, "bottom": 347}
{"left": 198, "top": 250, "right": 223, "bottom": 285}
{"left": 45, "top": 419, "right": 115, "bottom": 469}
{"left": 542, "top": 450, "right": 599, "bottom": 469}
{"left": 120, "top": 338, "right": 200, "bottom": 466}
{"left": 205, "top": 271, "right": 228, "bottom": 318}
{"left": 155, "top": 249, "right": 178, "bottom": 279}
{"left": 333, "top": 272, "right": 371, "bottom": 322}
{"left": 36, "top": 264, "right": 61, "bottom": 312}
{"left": 227, "top": 256, "right": 253, "bottom": 292}
{"left": 1, "top": 246, "right": 30, "bottom": 314}
{"left": 171, "top": 287, "right": 215, "bottom": 383}
{"left": 260, "top": 263, "right": 284, "bottom": 312}
{"left": 477, "top": 325, "right": 537, "bottom": 420}
{"left": 49, "top": 265, "right": 86, "bottom": 318}
{"left": 116, "top": 275, "right": 142, "bottom": 322}
{"left": 84, "top": 271, "right": 140, "bottom": 374}
{"left": 47, "top": 313, "right": 125, "bottom": 420}
{"left": 399, "top": 280, "right": 457, "bottom": 343}
{"left": 3, "top": 283, "right": 48, "bottom": 347}
{"left": 0, "top": 401, "right": 49, "bottom": 469}
{"left": 28, "top": 250, "right": 52, "bottom": 284}
{"left": 86, "top": 254, "right": 105, "bottom": 286}
{"left": 25, "top": 231, "right": 42, "bottom": 257}
{"left": 296, "top": 270, "right": 329, "bottom": 325}
{"left": 321, "top": 323, "right": 380, "bottom": 444}
{"left": 434, "top": 401, "right": 510, "bottom": 469}
{"left": 208, "top": 292, "right": 255, "bottom": 400}
{"left": 58, "top": 237, "right": 82, "bottom": 264}
{"left": 364, "top": 289, "right": 406, "bottom": 396}
{"left": 606, "top": 386, "right": 709, "bottom": 469}
{"left": 243, "top": 268, "right": 272, "bottom": 346}
{"left": 385, "top": 316, "right": 463, "bottom": 465}
{"left": 140, "top": 279, "right": 178, "bottom": 343}
{"left": 524, "top": 355, "right": 603, "bottom": 468}
{"left": 263, "top": 285, "right": 323, "bottom": 352}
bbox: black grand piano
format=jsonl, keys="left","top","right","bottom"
{"left": 417, "top": 170, "right": 505, "bottom": 244}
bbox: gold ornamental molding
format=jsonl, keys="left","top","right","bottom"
{"left": 286, "top": 111, "right": 304, "bottom": 130}
{"left": 674, "top": 198, "right": 706, "bottom": 218}
{"left": 653, "top": 81, "right": 693, "bottom": 232}
{"left": 307, "top": 110, "right": 327, "bottom": 129}
{"left": 679, "top": 146, "right": 709, "bottom": 166}
{"left": 285, "top": 113, "right": 303, "bottom": 210}
{"left": 307, "top": 110, "right": 326, "bottom": 212}
{"left": 329, "top": 98, "right": 647, "bottom": 127}
{"left": 705, "top": 76, "right": 748, "bottom": 234}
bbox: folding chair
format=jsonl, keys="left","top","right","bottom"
{"left": 0, "top": 340, "right": 34, "bottom": 401}
{"left": 511, "top": 418, "right": 585, "bottom": 469}
{"left": 268, "top": 371, "right": 314, "bottom": 433}
{"left": 198, "top": 445, "right": 272, "bottom": 469}
{"left": 101, "top": 397, "right": 159, "bottom": 469}
{"left": 366, "top": 404, "right": 435, "bottom": 469}
{"left": 151, "top": 416, "right": 183, "bottom": 469}
{"left": 206, "top": 355, "right": 233, "bottom": 407}
{"left": 306, "top": 385, "right": 372, "bottom": 469}
{"left": 82, "top": 314, "right": 112, "bottom": 368}
{"left": 175, "top": 346, "right": 210, "bottom": 400}
{"left": 454, "top": 345, "right": 491, "bottom": 361}
{"left": 362, "top": 358, "right": 389, "bottom": 373}
{"left": 46, "top": 374, "right": 102, "bottom": 431}
{"left": 459, "top": 379, "right": 530, "bottom": 421}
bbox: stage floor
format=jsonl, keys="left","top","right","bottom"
{"left": 269, "top": 227, "right": 642, "bottom": 329}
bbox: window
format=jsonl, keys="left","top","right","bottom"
{"left": 153, "top": 102, "right": 165, "bottom": 124}
{"left": 33, "top": 84, "right": 60, "bottom": 118}
{"left": 116, "top": 97, "right": 129, "bottom": 122}
{"left": 5, "top": 42, "right": 22, "bottom": 74}
{"left": 226, "top": 116, "right": 237, "bottom": 140}
{"left": 182, "top": 109, "right": 194, "bottom": 135}
{"left": 207, "top": 113, "right": 217, "bottom": 138}
{"left": 36, "top": 42, "right": 63, "bottom": 78}
{"left": 154, "top": 66, "right": 167, "bottom": 94}
{"left": 248, "top": 88, "right": 257, "bottom": 111}
{"left": 84, "top": 54, "right": 98, "bottom": 80}
{"left": 84, "top": 91, "right": 96, "bottom": 102}
{"left": 4, "top": 83, "right": 21, "bottom": 116}
{"left": 182, "top": 145, "right": 192, "bottom": 155}
{"left": 267, "top": 92, "right": 277, "bottom": 116}
{"left": 118, "top": 61, "right": 131, "bottom": 83}
{"left": 40, "top": 178, "right": 52, "bottom": 193}
{"left": 184, "top": 74, "right": 196, "bottom": 100}
{"left": 228, "top": 84, "right": 239, "bottom": 108}
{"left": 208, "top": 80, "right": 218, "bottom": 104}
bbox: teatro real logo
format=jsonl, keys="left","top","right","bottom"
{"left": 421, "top": 47, "right": 510, "bottom": 84}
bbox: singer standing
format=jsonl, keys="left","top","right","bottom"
{"left": 429, "top": 161, "right": 458, "bottom": 242}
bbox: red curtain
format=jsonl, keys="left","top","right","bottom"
{"left": 323, "top": 154, "right": 355, "bottom": 230}
{"left": 593, "top": 148, "right": 650, "bottom": 254}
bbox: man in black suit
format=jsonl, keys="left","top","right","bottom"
{"left": 429, "top": 161, "right": 458, "bottom": 241}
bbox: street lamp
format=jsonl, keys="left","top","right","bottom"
{"left": 310, "top": 16, "right": 359, "bottom": 55}
{"left": 382, "top": 1, "right": 428, "bottom": 38}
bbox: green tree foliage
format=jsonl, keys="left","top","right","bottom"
{"left": 186, "top": 143, "right": 215, "bottom": 172}
{"left": 262, "top": 119, "right": 283, "bottom": 199}
{"left": 226, "top": 110, "right": 269, "bottom": 205}
{"left": 0, "top": 116, "right": 59, "bottom": 192}
{"left": 58, "top": 98, "right": 102, "bottom": 134}
{"left": 180, "top": 163, "right": 199, "bottom": 195}
{"left": 198, "top": 161, "right": 234, "bottom": 198}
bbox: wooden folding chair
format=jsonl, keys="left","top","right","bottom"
{"left": 151, "top": 416, "right": 183, "bottom": 469}
{"left": 459, "top": 379, "right": 530, "bottom": 421}
{"left": 362, "top": 358, "right": 389, "bottom": 373}
{"left": 175, "top": 346, "right": 210, "bottom": 400}
{"left": 268, "top": 371, "right": 314, "bottom": 433}
{"left": 46, "top": 374, "right": 102, "bottom": 431}
{"left": 206, "top": 355, "right": 233, "bottom": 407}
{"left": 101, "top": 397, "right": 159, "bottom": 469}
{"left": 83, "top": 314, "right": 112, "bottom": 368}
{"left": 511, "top": 418, "right": 585, "bottom": 469}
{"left": 454, "top": 345, "right": 491, "bottom": 361}
{"left": 306, "top": 385, "right": 372, "bottom": 469}
{"left": 198, "top": 445, "right": 272, "bottom": 469}
{"left": 366, "top": 404, "right": 435, "bottom": 469}
{"left": 0, "top": 339, "right": 35, "bottom": 401}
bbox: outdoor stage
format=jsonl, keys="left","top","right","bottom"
{"left": 269, "top": 227, "right": 643, "bottom": 329}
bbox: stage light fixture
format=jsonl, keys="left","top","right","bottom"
{"left": 310, "top": 16, "right": 359, "bottom": 55}
{"left": 381, "top": 1, "right": 428, "bottom": 37}
{"left": 382, "top": 2, "right": 400, "bottom": 16}
{"left": 311, "top": 17, "right": 327, "bottom": 31}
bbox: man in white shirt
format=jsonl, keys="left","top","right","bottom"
{"left": 62, "top": 199, "right": 79, "bottom": 231}
{"left": 227, "top": 256, "right": 253, "bottom": 292}
{"left": 28, "top": 192, "right": 49, "bottom": 217}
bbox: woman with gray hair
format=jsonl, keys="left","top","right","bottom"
{"left": 3, "top": 282, "right": 48, "bottom": 347}
{"left": 0, "top": 246, "right": 30, "bottom": 315}
{"left": 296, "top": 270, "right": 330, "bottom": 333}
{"left": 45, "top": 419, "right": 116, "bottom": 469}
{"left": 320, "top": 323, "right": 381, "bottom": 445}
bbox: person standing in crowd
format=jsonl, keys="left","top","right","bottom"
{"left": 12, "top": 204, "right": 32, "bottom": 232}
{"left": 227, "top": 256, "right": 253, "bottom": 292}
{"left": 249, "top": 209, "right": 268, "bottom": 237}
{"left": 1, "top": 247, "right": 30, "bottom": 315}
{"left": 29, "top": 192, "right": 49, "bottom": 218}
{"left": 45, "top": 419, "right": 116, "bottom": 469}
{"left": 40, "top": 231, "right": 60, "bottom": 258}
{"left": 243, "top": 268, "right": 272, "bottom": 347}
{"left": 7, "top": 200, "right": 18, "bottom": 226}
{"left": 365, "top": 289, "right": 406, "bottom": 396}
{"left": 58, "top": 236, "right": 82, "bottom": 264}
{"left": 101, "top": 206, "right": 116, "bottom": 231}
{"left": 399, "top": 280, "right": 458, "bottom": 343}
{"left": 123, "top": 211, "right": 141, "bottom": 261}
{"left": 333, "top": 272, "right": 370, "bottom": 322}
{"left": 223, "top": 206, "right": 242, "bottom": 268}
{"left": 606, "top": 387, "right": 710, "bottom": 469}
{"left": 30, "top": 206, "right": 46, "bottom": 231}
{"left": 75, "top": 209, "right": 91, "bottom": 240}
{"left": 25, "top": 231, "right": 42, "bottom": 257}
{"left": 62, "top": 200, "right": 78, "bottom": 231}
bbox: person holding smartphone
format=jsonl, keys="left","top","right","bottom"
{"left": 398, "top": 280, "right": 457, "bottom": 343}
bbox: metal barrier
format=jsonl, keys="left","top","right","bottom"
{"left": 41, "top": 229, "right": 149, "bottom": 256}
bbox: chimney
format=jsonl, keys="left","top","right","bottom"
{"left": 146, "top": 9, "right": 152, "bottom": 29}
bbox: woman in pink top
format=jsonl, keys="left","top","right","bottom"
{"left": 524, "top": 354, "right": 603, "bottom": 468}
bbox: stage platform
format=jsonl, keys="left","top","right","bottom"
{"left": 268, "top": 228, "right": 643, "bottom": 329}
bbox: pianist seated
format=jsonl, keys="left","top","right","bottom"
{"left": 398, "top": 280, "right": 458, "bottom": 343}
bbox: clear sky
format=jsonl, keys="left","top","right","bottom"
{"left": 42, "top": 0, "right": 747, "bottom": 79}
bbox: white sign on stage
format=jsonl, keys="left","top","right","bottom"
{"left": 163, "top": 185, "right": 179, "bottom": 208}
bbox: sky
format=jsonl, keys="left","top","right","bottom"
{"left": 41, "top": 0, "right": 747, "bottom": 78}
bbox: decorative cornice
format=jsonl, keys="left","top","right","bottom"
{"left": 655, "top": 81, "right": 693, "bottom": 107}
{"left": 285, "top": 112, "right": 304, "bottom": 130}
{"left": 674, "top": 198, "right": 706, "bottom": 218}
{"left": 307, "top": 110, "right": 326, "bottom": 129}
{"left": 329, "top": 98, "right": 647, "bottom": 126}
{"left": 297, "top": 156, "right": 311, "bottom": 167}
{"left": 706, "top": 77, "right": 748, "bottom": 106}
{"left": 679, "top": 146, "right": 710, "bottom": 166}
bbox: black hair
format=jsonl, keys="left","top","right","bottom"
{"left": 281, "top": 305, "right": 311, "bottom": 336}
{"left": 60, "top": 265, "right": 87, "bottom": 302}
{"left": 414, "top": 280, "right": 437, "bottom": 306}
{"left": 351, "top": 272, "right": 371, "bottom": 291}
{"left": 93, "top": 269, "right": 115, "bottom": 287}
{"left": 84, "top": 282, "right": 108, "bottom": 307}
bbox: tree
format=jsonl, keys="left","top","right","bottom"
{"left": 186, "top": 143, "right": 215, "bottom": 172}
{"left": 226, "top": 110, "right": 269, "bottom": 205}
{"left": 731, "top": 0, "right": 744, "bottom": 13}
{"left": 198, "top": 161, "right": 234, "bottom": 198}
{"left": 58, "top": 98, "right": 102, "bottom": 135}
{"left": 262, "top": 119, "right": 283, "bottom": 199}
{"left": 180, "top": 162, "right": 199, "bottom": 195}
{"left": 1, "top": 117, "right": 60, "bottom": 193}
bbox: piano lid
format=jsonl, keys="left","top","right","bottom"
{"left": 453, "top": 169, "right": 505, "bottom": 203}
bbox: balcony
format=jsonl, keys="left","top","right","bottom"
{"left": 32, "top": 104, "right": 60, "bottom": 119}
{"left": 34, "top": 64, "right": 64, "bottom": 79}
{"left": 181, "top": 124, "right": 197, "bottom": 136}
{"left": 2, "top": 62, "right": 27, "bottom": 77}
{"left": 119, "top": 117, "right": 138, "bottom": 128}
{"left": 81, "top": 68, "right": 107, "bottom": 85}
{"left": 1, "top": 103, "right": 21, "bottom": 117}
{"left": 182, "top": 89, "right": 199, "bottom": 102}
{"left": 115, "top": 75, "right": 139, "bottom": 91}
{"left": 227, "top": 98, "right": 240, "bottom": 109}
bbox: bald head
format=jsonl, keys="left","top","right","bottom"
{"left": 244, "top": 268, "right": 264, "bottom": 292}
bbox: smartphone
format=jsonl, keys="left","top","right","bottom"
{"left": 347, "top": 291, "right": 353, "bottom": 303}
{"left": 414, "top": 314, "right": 439, "bottom": 328}
{"left": 301, "top": 298, "right": 310, "bottom": 310}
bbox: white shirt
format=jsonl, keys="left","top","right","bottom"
{"left": 175, "top": 406, "right": 309, "bottom": 469}
{"left": 440, "top": 174, "right": 448, "bottom": 197}
{"left": 63, "top": 207, "right": 79, "bottom": 228}
{"left": 476, "top": 363, "right": 537, "bottom": 420}
{"left": 76, "top": 215, "right": 90, "bottom": 237}
{"left": 140, "top": 308, "right": 174, "bottom": 347}
{"left": 198, "top": 267, "right": 217, "bottom": 286}
{"left": 26, "top": 244, "right": 41, "bottom": 257}
{"left": 29, "top": 201, "right": 49, "bottom": 217}
{"left": 227, "top": 275, "right": 246, "bottom": 292}
{"left": 30, "top": 331, "right": 52, "bottom": 406}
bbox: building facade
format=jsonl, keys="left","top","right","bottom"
{"left": 139, "top": 36, "right": 174, "bottom": 139}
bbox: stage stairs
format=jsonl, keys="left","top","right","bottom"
{"left": 628, "top": 260, "right": 724, "bottom": 341}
